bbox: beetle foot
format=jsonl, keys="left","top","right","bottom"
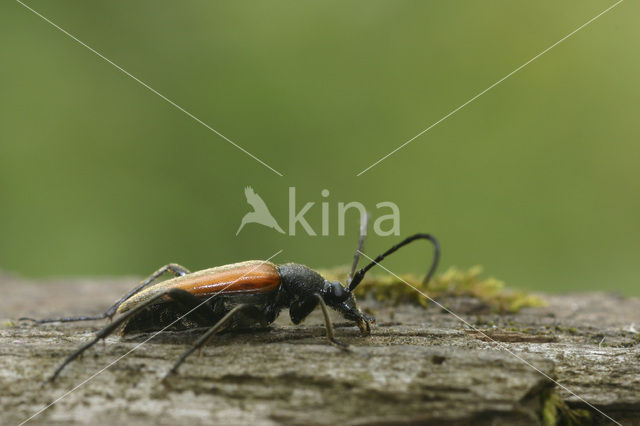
{"left": 162, "top": 368, "right": 178, "bottom": 382}
{"left": 329, "top": 338, "right": 351, "bottom": 352}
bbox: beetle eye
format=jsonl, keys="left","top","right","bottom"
{"left": 327, "top": 281, "right": 346, "bottom": 301}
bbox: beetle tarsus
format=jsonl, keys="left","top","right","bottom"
{"left": 328, "top": 336, "right": 350, "bottom": 352}
{"left": 19, "top": 314, "right": 108, "bottom": 324}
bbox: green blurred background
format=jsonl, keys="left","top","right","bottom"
{"left": 1, "top": 1, "right": 638, "bottom": 295}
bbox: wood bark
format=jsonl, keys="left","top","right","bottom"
{"left": 1, "top": 273, "right": 638, "bottom": 425}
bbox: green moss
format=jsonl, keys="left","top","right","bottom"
{"left": 540, "top": 388, "right": 592, "bottom": 426}
{"left": 319, "top": 265, "right": 545, "bottom": 313}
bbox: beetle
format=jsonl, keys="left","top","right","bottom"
{"left": 24, "top": 225, "right": 439, "bottom": 382}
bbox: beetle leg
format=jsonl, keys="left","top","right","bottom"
{"left": 21, "top": 263, "right": 190, "bottom": 324}
{"left": 19, "top": 313, "right": 108, "bottom": 324}
{"left": 120, "top": 286, "right": 213, "bottom": 335}
{"left": 313, "top": 294, "right": 350, "bottom": 351}
{"left": 103, "top": 263, "right": 191, "bottom": 319}
{"left": 164, "top": 304, "right": 266, "bottom": 378}
{"left": 289, "top": 296, "right": 319, "bottom": 324}
{"left": 47, "top": 288, "right": 197, "bottom": 382}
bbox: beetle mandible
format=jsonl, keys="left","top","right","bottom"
{"left": 24, "top": 222, "right": 439, "bottom": 382}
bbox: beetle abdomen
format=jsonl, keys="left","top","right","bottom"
{"left": 118, "top": 261, "right": 280, "bottom": 313}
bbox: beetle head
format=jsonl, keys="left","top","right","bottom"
{"left": 322, "top": 280, "right": 373, "bottom": 334}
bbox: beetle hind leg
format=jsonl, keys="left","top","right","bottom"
{"left": 20, "top": 263, "right": 191, "bottom": 324}
{"left": 48, "top": 288, "right": 204, "bottom": 382}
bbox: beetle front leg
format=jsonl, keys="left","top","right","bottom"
{"left": 20, "top": 263, "right": 190, "bottom": 324}
{"left": 313, "top": 294, "right": 350, "bottom": 351}
{"left": 164, "top": 304, "right": 267, "bottom": 379}
{"left": 289, "top": 295, "right": 349, "bottom": 350}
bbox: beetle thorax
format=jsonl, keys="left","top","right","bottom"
{"left": 276, "top": 263, "right": 326, "bottom": 300}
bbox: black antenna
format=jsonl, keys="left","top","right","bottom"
{"left": 348, "top": 233, "right": 440, "bottom": 292}
{"left": 348, "top": 212, "right": 370, "bottom": 286}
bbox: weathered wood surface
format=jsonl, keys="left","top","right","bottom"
{"left": 1, "top": 272, "right": 638, "bottom": 425}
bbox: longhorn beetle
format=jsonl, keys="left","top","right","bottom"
{"left": 24, "top": 222, "right": 439, "bottom": 382}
